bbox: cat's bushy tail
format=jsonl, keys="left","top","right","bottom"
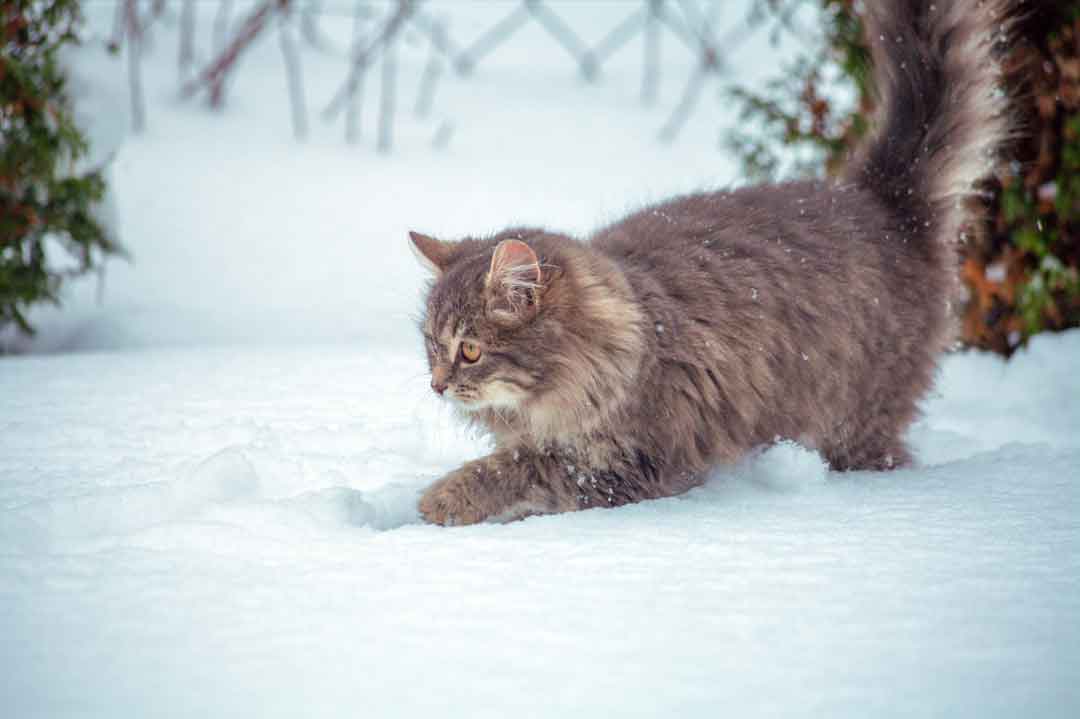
{"left": 845, "top": 0, "right": 1015, "bottom": 245}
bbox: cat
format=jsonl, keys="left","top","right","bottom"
{"left": 409, "top": 0, "right": 1014, "bottom": 526}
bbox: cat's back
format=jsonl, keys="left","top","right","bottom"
{"left": 584, "top": 180, "right": 952, "bottom": 468}
{"left": 587, "top": 180, "right": 942, "bottom": 322}
{"left": 589, "top": 180, "right": 916, "bottom": 273}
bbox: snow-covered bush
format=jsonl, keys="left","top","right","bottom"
{"left": 0, "top": 0, "right": 118, "bottom": 338}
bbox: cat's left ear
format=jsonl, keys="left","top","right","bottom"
{"left": 409, "top": 231, "right": 453, "bottom": 275}
{"left": 485, "top": 239, "right": 542, "bottom": 323}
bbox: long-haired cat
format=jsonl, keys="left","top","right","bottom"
{"left": 409, "top": 0, "right": 1014, "bottom": 525}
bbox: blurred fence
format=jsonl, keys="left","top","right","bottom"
{"left": 108, "top": 0, "right": 761, "bottom": 148}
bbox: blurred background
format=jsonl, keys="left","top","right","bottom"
{"left": 3, "top": 0, "right": 1078, "bottom": 356}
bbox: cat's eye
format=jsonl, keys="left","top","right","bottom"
{"left": 460, "top": 341, "right": 482, "bottom": 363}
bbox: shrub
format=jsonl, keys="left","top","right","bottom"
{"left": 727, "top": 0, "right": 1080, "bottom": 355}
{"left": 1, "top": 0, "right": 118, "bottom": 338}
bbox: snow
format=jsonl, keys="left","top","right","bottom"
{"left": 733, "top": 440, "right": 830, "bottom": 491}
{"left": 2, "top": 3, "right": 1078, "bottom": 717}
{"left": 2, "top": 336, "right": 1079, "bottom": 717}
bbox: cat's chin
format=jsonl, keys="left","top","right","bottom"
{"left": 447, "top": 397, "right": 478, "bottom": 413}
{"left": 443, "top": 393, "right": 484, "bottom": 412}
{"left": 446, "top": 394, "right": 519, "bottom": 414}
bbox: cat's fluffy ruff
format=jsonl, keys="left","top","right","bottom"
{"left": 413, "top": 0, "right": 1015, "bottom": 526}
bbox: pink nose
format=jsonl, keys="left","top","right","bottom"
{"left": 431, "top": 379, "right": 447, "bottom": 395}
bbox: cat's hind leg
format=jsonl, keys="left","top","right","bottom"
{"left": 825, "top": 438, "right": 912, "bottom": 472}
{"left": 822, "top": 414, "right": 914, "bottom": 472}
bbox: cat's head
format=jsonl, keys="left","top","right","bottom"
{"left": 409, "top": 228, "right": 647, "bottom": 441}
{"left": 410, "top": 229, "right": 557, "bottom": 413}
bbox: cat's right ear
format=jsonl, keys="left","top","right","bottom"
{"left": 409, "top": 231, "right": 452, "bottom": 276}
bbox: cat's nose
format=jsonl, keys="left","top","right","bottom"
{"left": 430, "top": 367, "right": 449, "bottom": 395}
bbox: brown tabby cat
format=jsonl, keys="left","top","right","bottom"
{"left": 410, "top": 0, "right": 1014, "bottom": 525}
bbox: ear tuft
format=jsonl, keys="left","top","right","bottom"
{"left": 486, "top": 239, "right": 543, "bottom": 321}
{"left": 409, "top": 231, "right": 451, "bottom": 275}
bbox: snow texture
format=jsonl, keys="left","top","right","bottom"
{"left": 2, "top": 335, "right": 1079, "bottom": 718}
{"left": 2, "top": 3, "right": 1077, "bottom": 717}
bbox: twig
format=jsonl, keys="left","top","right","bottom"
{"left": 658, "top": 62, "right": 705, "bottom": 142}
{"left": 278, "top": 7, "right": 308, "bottom": 140}
{"left": 455, "top": 3, "right": 528, "bottom": 75}
{"left": 431, "top": 120, "right": 453, "bottom": 150}
{"left": 408, "top": 10, "right": 461, "bottom": 65}
{"left": 179, "top": 0, "right": 196, "bottom": 80}
{"left": 213, "top": 0, "right": 234, "bottom": 58}
{"left": 659, "top": 0, "right": 751, "bottom": 141}
{"left": 345, "top": 2, "right": 369, "bottom": 143}
{"left": 674, "top": 0, "right": 722, "bottom": 58}
{"left": 642, "top": 0, "right": 660, "bottom": 104}
{"left": 525, "top": 0, "right": 595, "bottom": 81}
{"left": 414, "top": 17, "right": 445, "bottom": 118}
{"left": 96, "top": 264, "right": 107, "bottom": 306}
{"left": 141, "top": 0, "right": 169, "bottom": 52}
{"left": 590, "top": 6, "right": 645, "bottom": 65}
{"left": 182, "top": 1, "right": 280, "bottom": 108}
{"left": 378, "top": 30, "right": 397, "bottom": 153}
{"left": 300, "top": 0, "right": 343, "bottom": 55}
{"left": 109, "top": 1, "right": 125, "bottom": 51}
{"left": 125, "top": 0, "right": 146, "bottom": 133}
{"left": 322, "top": 0, "right": 414, "bottom": 122}
{"left": 654, "top": 0, "right": 694, "bottom": 50}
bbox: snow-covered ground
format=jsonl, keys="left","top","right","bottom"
{"left": 2, "top": 3, "right": 1078, "bottom": 717}
{"left": 2, "top": 334, "right": 1078, "bottom": 718}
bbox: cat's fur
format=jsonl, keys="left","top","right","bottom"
{"left": 411, "top": 0, "right": 1015, "bottom": 525}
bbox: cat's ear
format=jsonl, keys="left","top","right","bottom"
{"left": 485, "top": 239, "right": 542, "bottom": 323}
{"left": 409, "top": 231, "right": 452, "bottom": 275}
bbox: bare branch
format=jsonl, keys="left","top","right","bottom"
{"left": 525, "top": 0, "right": 595, "bottom": 81}
{"left": 278, "top": 7, "right": 308, "bottom": 140}
{"left": 642, "top": 0, "right": 660, "bottom": 105}
{"left": 455, "top": 4, "right": 528, "bottom": 75}
{"left": 182, "top": 1, "right": 281, "bottom": 108}
{"left": 300, "top": 0, "right": 344, "bottom": 56}
{"left": 109, "top": 1, "right": 125, "bottom": 51}
{"left": 323, "top": 0, "right": 415, "bottom": 122}
{"left": 345, "top": 2, "right": 370, "bottom": 143}
{"left": 141, "top": 0, "right": 169, "bottom": 52}
{"left": 408, "top": 10, "right": 461, "bottom": 65}
{"left": 658, "top": 63, "right": 705, "bottom": 142}
{"left": 179, "top": 0, "right": 196, "bottom": 80}
{"left": 125, "top": 0, "right": 146, "bottom": 133}
{"left": 590, "top": 7, "right": 645, "bottom": 65}
{"left": 658, "top": 0, "right": 757, "bottom": 140}
{"left": 431, "top": 120, "right": 453, "bottom": 150}
{"left": 654, "top": 0, "right": 695, "bottom": 50}
{"left": 377, "top": 31, "right": 397, "bottom": 153}
{"left": 414, "top": 17, "right": 445, "bottom": 118}
{"left": 213, "top": 0, "right": 235, "bottom": 57}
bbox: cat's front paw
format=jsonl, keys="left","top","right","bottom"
{"left": 419, "top": 465, "right": 492, "bottom": 526}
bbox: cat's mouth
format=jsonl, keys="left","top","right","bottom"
{"left": 440, "top": 387, "right": 481, "bottom": 410}
{"left": 446, "top": 394, "right": 492, "bottom": 412}
{"left": 445, "top": 386, "right": 522, "bottom": 413}
{"left": 445, "top": 392, "right": 476, "bottom": 409}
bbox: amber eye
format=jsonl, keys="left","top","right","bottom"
{"left": 460, "top": 341, "right": 482, "bottom": 363}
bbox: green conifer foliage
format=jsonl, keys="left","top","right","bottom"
{"left": 1, "top": 0, "right": 118, "bottom": 337}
